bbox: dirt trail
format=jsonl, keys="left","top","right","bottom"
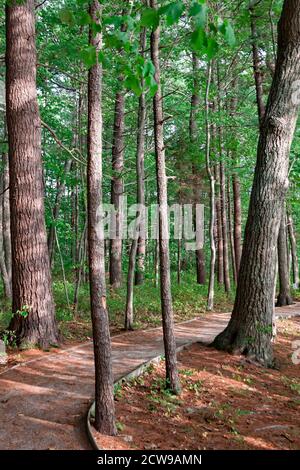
{"left": 0, "top": 304, "right": 299, "bottom": 450}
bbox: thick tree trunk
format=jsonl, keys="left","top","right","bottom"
{"left": 87, "top": 0, "right": 116, "bottom": 436}
{"left": 6, "top": 0, "right": 58, "bottom": 348}
{"left": 287, "top": 212, "right": 299, "bottom": 288}
{"left": 276, "top": 207, "right": 293, "bottom": 306}
{"left": 212, "top": 0, "right": 300, "bottom": 366}
{"left": 150, "top": 0, "right": 180, "bottom": 394}
{"left": 190, "top": 53, "right": 205, "bottom": 285}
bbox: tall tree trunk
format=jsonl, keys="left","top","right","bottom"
{"left": 6, "top": 0, "right": 58, "bottom": 348}
{"left": 212, "top": 0, "right": 300, "bottom": 366}
{"left": 87, "top": 0, "right": 116, "bottom": 436}
{"left": 205, "top": 62, "right": 215, "bottom": 311}
{"left": 287, "top": 212, "right": 299, "bottom": 288}
{"left": 190, "top": 53, "right": 205, "bottom": 285}
{"left": 150, "top": 0, "right": 180, "bottom": 394}
{"left": 135, "top": 26, "right": 147, "bottom": 286}
{"left": 276, "top": 206, "right": 293, "bottom": 306}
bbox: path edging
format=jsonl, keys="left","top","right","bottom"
{"left": 86, "top": 341, "right": 194, "bottom": 450}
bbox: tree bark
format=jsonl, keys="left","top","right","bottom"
{"left": 276, "top": 206, "right": 293, "bottom": 306}
{"left": 212, "top": 0, "right": 300, "bottom": 366}
{"left": 287, "top": 211, "right": 299, "bottom": 288}
{"left": 150, "top": 0, "right": 180, "bottom": 394}
{"left": 6, "top": 0, "right": 58, "bottom": 348}
{"left": 87, "top": 0, "right": 116, "bottom": 436}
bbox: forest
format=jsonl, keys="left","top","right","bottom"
{"left": 0, "top": 0, "right": 300, "bottom": 457}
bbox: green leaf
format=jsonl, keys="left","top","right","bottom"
{"left": 143, "top": 59, "right": 156, "bottom": 78}
{"left": 219, "top": 20, "right": 236, "bottom": 47}
{"left": 191, "top": 28, "right": 207, "bottom": 52}
{"left": 161, "top": 2, "right": 185, "bottom": 26}
{"left": 124, "top": 75, "right": 143, "bottom": 97}
{"left": 206, "top": 37, "right": 218, "bottom": 59}
{"left": 59, "top": 9, "right": 75, "bottom": 26}
{"left": 145, "top": 75, "right": 158, "bottom": 97}
{"left": 189, "top": 1, "right": 207, "bottom": 28}
{"left": 140, "top": 8, "right": 159, "bottom": 29}
{"left": 77, "top": 12, "right": 91, "bottom": 26}
{"left": 80, "top": 46, "right": 97, "bottom": 69}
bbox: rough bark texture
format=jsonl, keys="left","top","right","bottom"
{"left": 212, "top": 0, "right": 300, "bottom": 366}
{"left": 6, "top": 0, "right": 58, "bottom": 348}
{"left": 190, "top": 53, "right": 205, "bottom": 285}
{"left": 287, "top": 212, "right": 299, "bottom": 289}
{"left": 276, "top": 207, "right": 293, "bottom": 306}
{"left": 87, "top": 0, "right": 116, "bottom": 436}
{"left": 150, "top": 0, "right": 180, "bottom": 394}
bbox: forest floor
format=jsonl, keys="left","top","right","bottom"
{"left": 0, "top": 303, "right": 299, "bottom": 450}
{"left": 95, "top": 316, "right": 300, "bottom": 451}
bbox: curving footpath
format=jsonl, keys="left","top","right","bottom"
{"left": 0, "top": 304, "right": 299, "bottom": 450}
